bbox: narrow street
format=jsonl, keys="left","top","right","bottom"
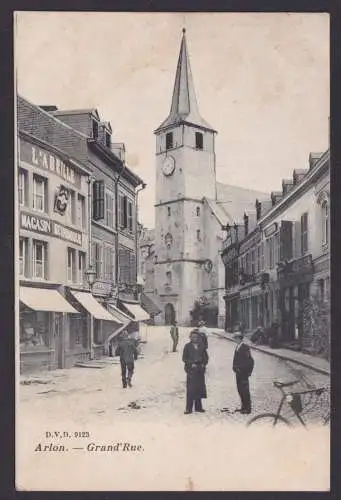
{"left": 19, "top": 327, "right": 329, "bottom": 426}
{"left": 17, "top": 326, "right": 330, "bottom": 491}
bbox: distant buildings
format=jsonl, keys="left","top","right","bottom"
{"left": 221, "top": 150, "right": 330, "bottom": 357}
{"left": 17, "top": 96, "right": 148, "bottom": 372}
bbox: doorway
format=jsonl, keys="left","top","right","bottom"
{"left": 164, "top": 303, "right": 176, "bottom": 325}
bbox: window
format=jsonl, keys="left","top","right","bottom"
{"left": 300, "top": 213, "right": 309, "bottom": 255}
{"left": 128, "top": 200, "right": 133, "bottom": 232}
{"left": 256, "top": 245, "right": 261, "bottom": 274}
{"left": 93, "top": 180, "right": 105, "bottom": 220}
{"left": 105, "top": 191, "right": 114, "bottom": 229}
{"left": 167, "top": 207, "right": 171, "bottom": 216}
{"left": 251, "top": 250, "right": 255, "bottom": 275}
{"left": 195, "top": 132, "right": 203, "bottom": 150}
{"left": 245, "top": 253, "right": 250, "bottom": 275}
{"left": 18, "top": 169, "right": 27, "bottom": 206}
{"left": 76, "top": 194, "right": 86, "bottom": 229}
{"left": 196, "top": 229, "right": 201, "bottom": 241}
{"left": 196, "top": 206, "right": 200, "bottom": 216}
{"left": 166, "top": 271, "right": 172, "bottom": 285}
{"left": 33, "top": 175, "right": 47, "bottom": 212}
{"left": 261, "top": 242, "right": 265, "bottom": 271}
{"left": 78, "top": 251, "right": 86, "bottom": 283}
{"left": 105, "top": 132, "right": 111, "bottom": 148}
{"left": 92, "top": 242, "right": 102, "bottom": 279}
{"left": 67, "top": 248, "right": 76, "bottom": 282}
{"left": 166, "top": 132, "right": 173, "bottom": 150}
{"left": 103, "top": 245, "right": 115, "bottom": 281}
{"left": 65, "top": 190, "right": 76, "bottom": 225}
{"left": 274, "top": 232, "right": 280, "bottom": 265}
{"left": 118, "top": 193, "right": 128, "bottom": 229}
{"left": 92, "top": 120, "right": 99, "bottom": 139}
{"left": 118, "top": 246, "right": 136, "bottom": 284}
{"left": 322, "top": 201, "right": 329, "bottom": 246}
{"left": 33, "top": 240, "right": 48, "bottom": 279}
{"left": 268, "top": 237, "right": 274, "bottom": 269}
{"left": 19, "top": 238, "right": 28, "bottom": 277}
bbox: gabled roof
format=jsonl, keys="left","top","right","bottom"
{"left": 205, "top": 182, "right": 268, "bottom": 226}
{"left": 155, "top": 29, "right": 215, "bottom": 133}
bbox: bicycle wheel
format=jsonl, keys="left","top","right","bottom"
{"left": 247, "top": 413, "right": 292, "bottom": 428}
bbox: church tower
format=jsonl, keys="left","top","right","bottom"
{"left": 154, "top": 29, "right": 217, "bottom": 326}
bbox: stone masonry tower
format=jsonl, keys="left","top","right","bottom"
{"left": 153, "top": 29, "right": 217, "bottom": 326}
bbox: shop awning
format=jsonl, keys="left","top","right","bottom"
{"left": 107, "top": 304, "right": 132, "bottom": 324}
{"left": 121, "top": 301, "right": 150, "bottom": 322}
{"left": 140, "top": 292, "right": 161, "bottom": 316}
{"left": 20, "top": 287, "right": 78, "bottom": 313}
{"left": 70, "top": 291, "right": 118, "bottom": 321}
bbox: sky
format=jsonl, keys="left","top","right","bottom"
{"left": 15, "top": 12, "right": 329, "bottom": 229}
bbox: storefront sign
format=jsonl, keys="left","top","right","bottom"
{"left": 277, "top": 254, "right": 313, "bottom": 283}
{"left": 20, "top": 212, "right": 82, "bottom": 246}
{"left": 92, "top": 281, "right": 113, "bottom": 297}
{"left": 264, "top": 222, "right": 278, "bottom": 238}
{"left": 20, "top": 140, "right": 81, "bottom": 188}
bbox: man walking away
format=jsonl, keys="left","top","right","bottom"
{"left": 232, "top": 333, "right": 254, "bottom": 414}
{"left": 197, "top": 320, "right": 209, "bottom": 350}
{"left": 170, "top": 320, "right": 179, "bottom": 352}
{"left": 115, "top": 331, "right": 138, "bottom": 388}
{"left": 182, "top": 329, "right": 209, "bottom": 414}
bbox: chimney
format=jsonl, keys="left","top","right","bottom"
{"left": 309, "top": 152, "right": 324, "bottom": 170}
{"left": 39, "top": 105, "right": 58, "bottom": 112}
{"left": 271, "top": 191, "right": 283, "bottom": 206}
{"left": 293, "top": 168, "right": 308, "bottom": 185}
{"left": 256, "top": 199, "right": 273, "bottom": 219}
{"left": 282, "top": 179, "right": 294, "bottom": 196}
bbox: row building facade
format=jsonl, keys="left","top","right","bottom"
{"left": 222, "top": 150, "right": 330, "bottom": 357}
{"left": 17, "top": 96, "right": 148, "bottom": 372}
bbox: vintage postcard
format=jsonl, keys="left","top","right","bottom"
{"left": 14, "top": 12, "right": 330, "bottom": 491}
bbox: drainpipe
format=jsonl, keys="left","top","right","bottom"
{"left": 87, "top": 175, "right": 95, "bottom": 359}
{"left": 135, "top": 183, "right": 147, "bottom": 300}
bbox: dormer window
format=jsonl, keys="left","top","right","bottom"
{"left": 195, "top": 132, "right": 203, "bottom": 150}
{"left": 92, "top": 120, "right": 99, "bottom": 140}
{"left": 166, "top": 132, "right": 173, "bottom": 150}
{"left": 105, "top": 131, "right": 111, "bottom": 148}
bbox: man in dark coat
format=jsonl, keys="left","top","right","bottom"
{"left": 115, "top": 332, "right": 138, "bottom": 388}
{"left": 170, "top": 320, "right": 179, "bottom": 352}
{"left": 232, "top": 333, "right": 254, "bottom": 414}
{"left": 182, "top": 329, "right": 209, "bottom": 414}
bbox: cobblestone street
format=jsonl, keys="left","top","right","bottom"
{"left": 17, "top": 326, "right": 330, "bottom": 491}
{"left": 19, "top": 327, "right": 330, "bottom": 427}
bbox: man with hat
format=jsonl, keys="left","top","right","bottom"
{"left": 232, "top": 332, "right": 254, "bottom": 414}
{"left": 182, "top": 329, "right": 209, "bottom": 414}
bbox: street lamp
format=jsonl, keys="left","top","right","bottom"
{"left": 85, "top": 265, "right": 96, "bottom": 359}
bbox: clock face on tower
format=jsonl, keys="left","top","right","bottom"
{"left": 162, "top": 156, "right": 175, "bottom": 176}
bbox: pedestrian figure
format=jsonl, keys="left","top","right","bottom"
{"left": 197, "top": 320, "right": 209, "bottom": 350}
{"left": 182, "top": 329, "right": 209, "bottom": 414}
{"left": 232, "top": 333, "right": 254, "bottom": 414}
{"left": 115, "top": 331, "right": 138, "bottom": 388}
{"left": 170, "top": 320, "right": 179, "bottom": 352}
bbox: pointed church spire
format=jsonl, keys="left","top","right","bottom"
{"left": 155, "top": 29, "right": 215, "bottom": 132}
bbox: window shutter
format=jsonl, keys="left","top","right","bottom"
{"left": 93, "top": 181, "right": 105, "bottom": 220}
{"left": 280, "top": 221, "right": 293, "bottom": 261}
{"left": 123, "top": 196, "right": 128, "bottom": 228}
{"left": 293, "top": 221, "right": 301, "bottom": 258}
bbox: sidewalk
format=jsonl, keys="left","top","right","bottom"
{"left": 210, "top": 328, "right": 330, "bottom": 376}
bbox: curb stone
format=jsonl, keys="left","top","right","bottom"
{"left": 210, "top": 330, "right": 330, "bottom": 377}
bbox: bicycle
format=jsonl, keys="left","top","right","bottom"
{"left": 247, "top": 379, "right": 330, "bottom": 428}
